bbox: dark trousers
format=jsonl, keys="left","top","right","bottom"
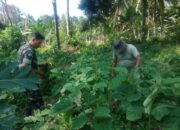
{"left": 26, "top": 88, "right": 44, "bottom": 115}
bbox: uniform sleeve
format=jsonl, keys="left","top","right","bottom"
{"left": 131, "top": 46, "right": 140, "bottom": 58}
{"left": 22, "top": 50, "right": 33, "bottom": 65}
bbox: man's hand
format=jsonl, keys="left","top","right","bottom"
{"left": 19, "top": 62, "right": 28, "bottom": 68}
{"left": 112, "top": 71, "right": 115, "bottom": 78}
{"left": 31, "top": 68, "right": 45, "bottom": 77}
{"left": 37, "top": 71, "right": 45, "bottom": 77}
{"left": 135, "top": 56, "right": 141, "bottom": 68}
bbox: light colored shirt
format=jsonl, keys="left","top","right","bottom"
{"left": 113, "top": 44, "right": 140, "bottom": 69}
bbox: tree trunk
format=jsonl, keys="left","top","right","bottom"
{"left": 66, "top": 0, "right": 70, "bottom": 36}
{"left": 158, "top": 0, "right": 165, "bottom": 37}
{"left": 153, "top": 0, "right": 157, "bottom": 37}
{"left": 141, "top": 0, "right": 148, "bottom": 43}
{"left": 52, "top": 0, "right": 60, "bottom": 49}
{"left": 112, "top": 0, "right": 120, "bottom": 29}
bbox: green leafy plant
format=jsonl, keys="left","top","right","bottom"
{"left": 0, "top": 62, "right": 40, "bottom": 130}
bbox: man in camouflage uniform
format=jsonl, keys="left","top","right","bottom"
{"left": 112, "top": 39, "right": 141, "bottom": 77}
{"left": 18, "top": 32, "right": 45, "bottom": 115}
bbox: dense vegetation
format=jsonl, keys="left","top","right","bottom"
{"left": 0, "top": 0, "right": 179, "bottom": 130}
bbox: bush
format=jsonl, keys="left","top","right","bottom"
{"left": 0, "top": 26, "right": 24, "bottom": 57}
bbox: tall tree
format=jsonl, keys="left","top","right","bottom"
{"left": 66, "top": 0, "right": 70, "bottom": 36}
{"left": 0, "top": 0, "right": 12, "bottom": 26}
{"left": 79, "top": 0, "right": 179, "bottom": 41}
{"left": 0, "top": 1, "right": 22, "bottom": 25}
{"left": 79, "top": 0, "right": 115, "bottom": 23}
{"left": 52, "top": 0, "right": 60, "bottom": 49}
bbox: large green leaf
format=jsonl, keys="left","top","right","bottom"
{"left": 151, "top": 103, "right": 171, "bottom": 120}
{"left": 0, "top": 104, "right": 17, "bottom": 114}
{"left": 61, "top": 82, "right": 82, "bottom": 105}
{"left": 128, "top": 68, "right": 141, "bottom": 85}
{"left": 126, "top": 103, "right": 143, "bottom": 121}
{"left": 114, "top": 67, "right": 128, "bottom": 78}
{"left": 173, "top": 83, "right": 180, "bottom": 96}
{"left": 0, "top": 115, "right": 19, "bottom": 130}
{"left": 110, "top": 67, "right": 128, "bottom": 90}
{"left": 0, "top": 92, "right": 7, "bottom": 100}
{"left": 0, "top": 62, "right": 18, "bottom": 79}
{"left": 61, "top": 83, "right": 73, "bottom": 93}
{"left": 161, "top": 117, "right": 180, "bottom": 130}
{"left": 0, "top": 62, "right": 40, "bottom": 92}
{"left": 126, "top": 89, "right": 141, "bottom": 102}
{"left": 72, "top": 113, "right": 88, "bottom": 130}
{"left": 92, "top": 119, "right": 112, "bottom": 130}
{"left": 0, "top": 81, "right": 25, "bottom": 92}
{"left": 83, "top": 92, "right": 97, "bottom": 106}
{"left": 110, "top": 75, "right": 120, "bottom": 89}
{"left": 69, "top": 88, "right": 82, "bottom": 105}
{"left": 0, "top": 78, "right": 39, "bottom": 92}
{"left": 94, "top": 107, "right": 111, "bottom": 119}
{"left": 168, "top": 107, "right": 180, "bottom": 117}
{"left": 80, "top": 67, "right": 93, "bottom": 74}
{"left": 163, "top": 77, "right": 180, "bottom": 85}
{"left": 143, "top": 86, "right": 160, "bottom": 114}
{"left": 53, "top": 98, "right": 74, "bottom": 113}
{"left": 94, "top": 82, "right": 107, "bottom": 92}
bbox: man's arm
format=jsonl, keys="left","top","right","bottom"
{"left": 31, "top": 68, "right": 45, "bottom": 77}
{"left": 112, "top": 59, "right": 117, "bottom": 78}
{"left": 20, "top": 50, "right": 45, "bottom": 77}
{"left": 131, "top": 45, "right": 141, "bottom": 68}
{"left": 135, "top": 56, "right": 141, "bottom": 68}
{"left": 19, "top": 62, "right": 28, "bottom": 68}
{"left": 19, "top": 62, "right": 45, "bottom": 77}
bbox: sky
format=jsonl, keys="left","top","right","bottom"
{"left": 7, "top": 0, "right": 84, "bottom": 19}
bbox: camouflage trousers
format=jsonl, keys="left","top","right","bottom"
{"left": 25, "top": 87, "right": 44, "bottom": 115}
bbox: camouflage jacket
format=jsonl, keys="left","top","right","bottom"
{"left": 17, "top": 43, "right": 38, "bottom": 69}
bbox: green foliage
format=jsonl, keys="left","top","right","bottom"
{"left": 0, "top": 62, "right": 40, "bottom": 92}
{"left": 126, "top": 103, "right": 143, "bottom": 121}
{"left": 151, "top": 103, "right": 171, "bottom": 121}
{"left": 94, "top": 107, "right": 111, "bottom": 119}
{"left": 0, "top": 15, "right": 179, "bottom": 130}
{"left": 63, "top": 35, "right": 81, "bottom": 47}
{"left": 0, "top": 62, "right": 42, "bottom": 130}
{"left": 72, "top": 113, "right": 88, "bottom": 130}
{"left": 0, "top": 26, "right": 23, "bottom": 57}
{"left": 0, "top": 40, "right": 179, "bottom": 130}
{"left": 39, "top": 42, "right": 178, "bottom": 130}
{"left": 53, "top": 98, "right": 74, "bottom": 113}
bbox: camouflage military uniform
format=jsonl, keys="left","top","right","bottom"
{"left": 18, "top": 43, "right": 38, "bottom": 69}
{"left": 18, "top": 43, "right": 43, "bottom": 115}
